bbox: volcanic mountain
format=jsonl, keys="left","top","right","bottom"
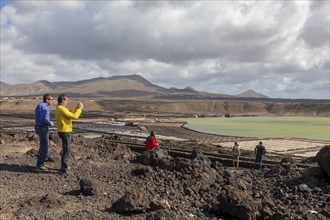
{"left": 0, "top": 74, "right": 266, "bottom": 99}
{"left": 236, "top": 89, "right": 269, "bottom": 98}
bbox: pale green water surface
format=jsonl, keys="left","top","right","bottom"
{"left": 179, "top": 117, "right": 330, "bottom": 141}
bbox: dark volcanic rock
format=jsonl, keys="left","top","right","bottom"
{"left": 15, "top": 194, "right": 65, "bottom": 218}
{"left": 80, "top": 177, "right": 104, "bottom": 196}
{"left": 146, "top": 210, "right": 177, "bottom": 220}
{"left": 131, "top": 166, "right": 153, "bottom": 177}
{"left": 280, "top": 156, "right": 297, "bottom": 173}
{"left": 218, "top": 185, "right": 260, "bottom": 220}
{"left": 1, "top": 130, "right": 329, "bottom": 220}
{"left": 112, "top": 190, "right": 149, "bottom": 213}
{"left": 49, "top": 132, "right": 61, "bottom": 144}
{"left": 316, "top": 145, "right": 330, "bottom": 175}
{"left": 191, "top": 148, "right": 212, "bottom": 167}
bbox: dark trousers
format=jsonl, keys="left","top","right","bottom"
{"left": 35, "top": 126, "right": 49, "bottom": 167}
{"left": 255, "top": 155, "right": 263, "bottom": 169}
{"left": 58, "top": 132, "right": 71, "bottom": 170}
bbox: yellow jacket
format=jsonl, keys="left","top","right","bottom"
{"left": 55, "top": 104, "right": 82, "bottom": 132}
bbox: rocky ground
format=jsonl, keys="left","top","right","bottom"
{"left": 1, "top": 128, "right": 329, "bottom": 220}
{"left": 0, "top": 98, "right": 329, "bottom": 220}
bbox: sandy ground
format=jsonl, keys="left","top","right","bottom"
{"left": 216, "top": 139, "right": 328, "bottom": 158}
{"left": 122, "top": 129, "right": 328, "bottom": 158}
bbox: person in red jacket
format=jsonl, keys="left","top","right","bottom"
{"left": 145, "top": 131, "right": 158, "bottom": 151}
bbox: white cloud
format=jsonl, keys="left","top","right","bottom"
{"left": 1, "top": 43, "right": 56, "bottom": 82}
{"left": 0, "top": 1, "right": 329, "bottom": 99}
{"left": 54, "top": 1, "right": 86, "bottom": 10}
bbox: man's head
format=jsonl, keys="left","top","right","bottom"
{"left": 43, "top": 94, "right": 54, "bottom": 106}
{"left": 259, "top": 141, "right": 263, "bottom": 145}
{"left": 58, "top": 94, "right": 69, "bottom": 106}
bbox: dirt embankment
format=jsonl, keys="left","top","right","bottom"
{"left": 95, "top": 99, "right": 330, "bottom": 117}
{"left": 1, "top": 98, "right": 329, "bottom": 116}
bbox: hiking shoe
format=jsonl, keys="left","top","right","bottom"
{"left": 59, "top": 168, "right": 69, "bottom": 175}
{"left": 36, "top": 165, "right": 48, "bottom": 171}
{"left": 43, "top": 164, "right": 51, "bottom": 169}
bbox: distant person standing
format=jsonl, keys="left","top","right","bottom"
{"left": 55, "top": 94, "right": 83, "bottom": 174}
{"left": 231, "top": 141, "right": 241, "bottom": 168}
{"left": 254, "top": 141, "right": 266, "bottom": 169}
{"left": 145, "top": 131, "right": 158, "bottom": 151}
{"left": 35, "top": 94, "right": 54, "bottom": 171}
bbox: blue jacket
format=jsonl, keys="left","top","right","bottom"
{"left": 35, "top": 102, "right": 51, "bottom": 126}
{"left": 255, "top": 144, "right": 266, "bottom": 157}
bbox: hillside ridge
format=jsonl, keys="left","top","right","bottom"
{"left": 1, "top": 74, "right": 267, "bottom": 99}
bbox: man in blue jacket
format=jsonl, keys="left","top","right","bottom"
{"left": 254, "top": 141, "right": 266, "bottom": 169}
{"left": 35, "top": 94, "right": 54, "bottom": 171}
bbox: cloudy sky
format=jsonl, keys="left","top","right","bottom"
{"left": 1, "top": 1, "right": 329, "bottom": 99}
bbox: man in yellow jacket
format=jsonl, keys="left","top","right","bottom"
{"left": 55, "top": 94, "right": 84, "bottom": 174}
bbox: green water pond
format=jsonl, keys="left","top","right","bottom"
{"left": 178, "top": 117, "right": 330, "bottom": 141}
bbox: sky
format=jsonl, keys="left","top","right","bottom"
{"left": 1, "top": 1, "right": 329, "bottom": 99}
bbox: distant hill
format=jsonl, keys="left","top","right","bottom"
{"left": 0, "top": 75, "right": 268, "bottom": 99}
{"left": 236, "top": 89, "right": 269, "bottom": 98}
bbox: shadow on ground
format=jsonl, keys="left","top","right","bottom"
{"left": 0, "top": 163, "right": 58, "bottom": 174}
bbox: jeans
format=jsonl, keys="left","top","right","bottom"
{"left": 35, "top": 126, "right": 49, "bottom": 167}
{"left": 58, "top": 132, "right": 71, "bottom": 170}
{"left": 255, "top": 155, "right": 263, "bottom": 169}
